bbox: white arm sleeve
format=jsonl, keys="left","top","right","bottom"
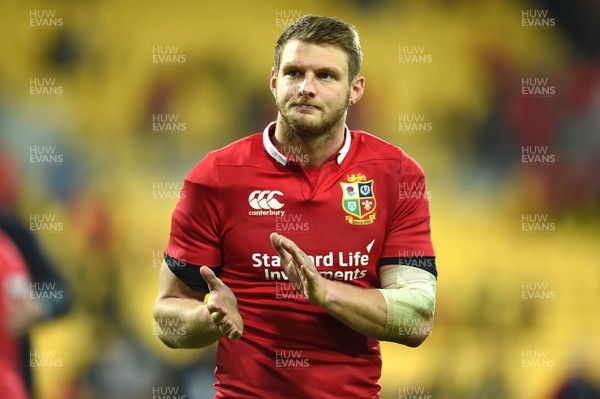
{"left": 377, "top": 265, "right": 437, "bottom": 342}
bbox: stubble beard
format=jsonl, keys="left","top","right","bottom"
{"left": 277, "top": 94, "right": 350, "bottom": 140}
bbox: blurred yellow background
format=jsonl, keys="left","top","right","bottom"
{"left": 1, "top": 0, "right": 599, "bottom": 398}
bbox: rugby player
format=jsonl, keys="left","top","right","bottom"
{"left": 154, "top": 15, "right": 437, "bottom": 398}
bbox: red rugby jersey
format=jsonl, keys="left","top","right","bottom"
{"left": 166, "top": 122, "right": 435, "bottom": 398}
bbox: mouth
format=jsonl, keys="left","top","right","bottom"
{"left": 292, "top": 103, "right": 320, "bottom": 112}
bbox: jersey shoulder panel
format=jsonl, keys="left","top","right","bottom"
{"left": 210, "top": 133, "right": 264, "bottom": 166}
{"left": 349, "top": 131, "right": 425, "bottom": 174}
{"left": 184, "top": 133, "right": 264, "bottom": 184}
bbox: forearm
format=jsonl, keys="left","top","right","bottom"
{"left": 153, "top": 297, "right": 224, "bottom": 348}
{"left": 321, "top": 279, "right": 433, "bottom": 346}
{"left": 270, "top": 233, "right": 435, "bottom": 346}
{"left": 321, "top": 279, "right": 388, "bottom": 340}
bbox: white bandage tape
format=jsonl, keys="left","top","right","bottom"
{"left": 377, "top": 266, "right": 437, "bottom": 342}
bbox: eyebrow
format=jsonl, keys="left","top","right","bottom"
{"left": 281, "top": 63, "right": 343, "bottom": 75}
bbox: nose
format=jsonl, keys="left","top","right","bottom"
{"left": 298, "top": 74, "right": 316, "bottom": 97}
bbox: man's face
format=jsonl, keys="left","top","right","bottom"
{"left": 270, "top": 40, "right": 363, "bottom": 137}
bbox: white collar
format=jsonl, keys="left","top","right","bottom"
{"left": 262, "top": 121, "right": 352, "bottom": 166}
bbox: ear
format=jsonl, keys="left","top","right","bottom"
{"left": 348, "top": 75, "right": 365, "bottom": 106}
{"left": 270, "top": 67, "right": 278, "bottom": 98}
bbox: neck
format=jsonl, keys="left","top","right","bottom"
{"left": 272, "top": 115, "right": 346, "bottom": 167}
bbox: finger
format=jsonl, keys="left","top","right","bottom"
{"left": 220, "top": 319, "right": 241, "bottom": 340}
{"left": 223, "top": 319, "right": 242, "bottom": 340}
{"left": 279, "top": 235, "right": 314, "bottom": 273}
{"left": 228, "top": 329, "right": 242, "bottom": 340}
{"left": 200, "top": 266, "right": 224, "bottom": 292}
{"left": 277, "top": 235, "right": 316, "bottom": 288}
{"left": 206, "top": 302, "right": 220, "bottom": 314}
{"left": 282, "top": 259, "right": 303, "bottom": 284}
{"left": 211, "top": 313, "right": 233, "bottom": 333}
{"left": 269, "top": 232, "right": 281, "bottom": 249}
{"left": 269, "top": 232, "right": 293, "bottom": 264}
{"left": 222, "top": 319, "right": 234, "bottom": 332}
{"left": 277, "top": 233, "right": 297, "bottom": 253}
{"left": 277, "top": 234, "right": 302, "bottom": 263}
{"left": 278, "top": 234, "right": 302, "bottom": 260}
{"left": 300, "top": 264, "right": 318, "bottom": 288}
{"left": 216, "top": 317, "right": 231, "bottom": 332}
{"left": 269, "top": 232, "right": 286, "bottom": 252}
{"left": 211, "top": 309, "right": 227, "bottom": 324}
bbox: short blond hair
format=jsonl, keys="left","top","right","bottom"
{"left": 274, "top": 15, "right": 362, "bottom": 83}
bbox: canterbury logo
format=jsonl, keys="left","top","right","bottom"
{"left": 248, "top": 190, "right": 284, "bottom": 210}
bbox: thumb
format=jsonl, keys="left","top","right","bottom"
{"left": 200, "top": 266, "right": 224, "bottom": 292}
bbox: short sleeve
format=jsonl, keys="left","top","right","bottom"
{"left": 379, "top": 155, "right": 436, "bottom": 275}
{"left": 165, "top": 153, "right": 222, "bottom": 268}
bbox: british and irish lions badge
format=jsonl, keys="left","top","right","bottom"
{"left": 340, "top": 173, "right": 376, "bottom": 225}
